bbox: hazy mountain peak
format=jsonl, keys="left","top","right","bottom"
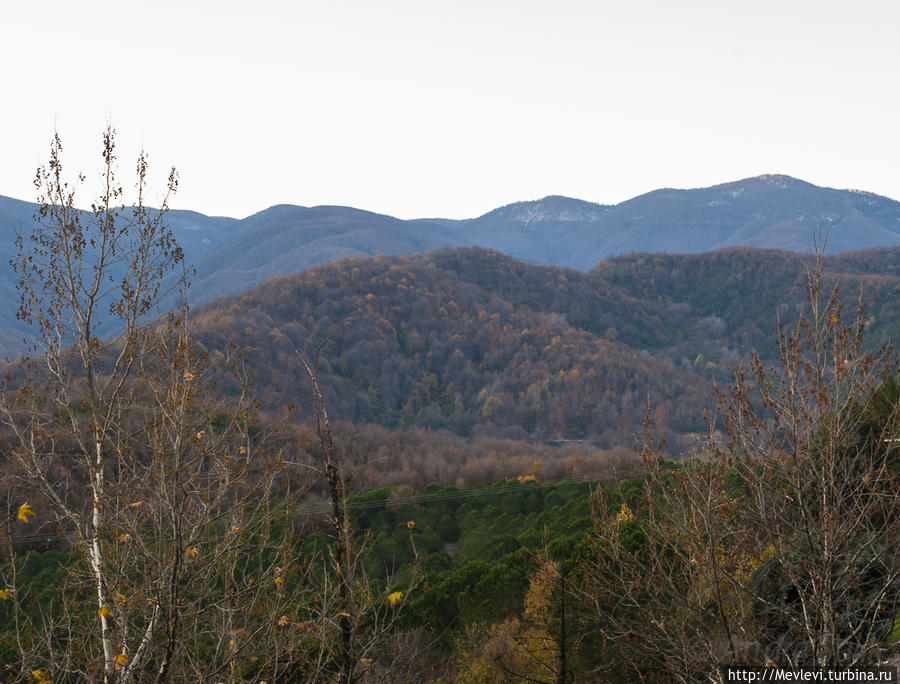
{"left": 478, "top": 195, "right": 611, "bottom": 224}
{"left": 744, "top": 173, "right": 806, "bottom": 187}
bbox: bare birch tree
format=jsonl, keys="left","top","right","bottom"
{"left": 0, "top": 128, "right": 309, "bottom": 682}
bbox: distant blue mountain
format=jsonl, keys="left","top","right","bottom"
{"left": 3, "top": 174, "right": 900, "bottom": 355}
{"left": 437, "top": 175, "right": 900, "bottom": 269}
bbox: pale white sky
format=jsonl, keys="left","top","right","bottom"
{"left": 2, "top": 0, "right": 898, "bottom": 219}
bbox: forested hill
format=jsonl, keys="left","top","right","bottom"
{"left": 597, "top": 246, "right": 900, "bottom": 359}
{"left": 191, "top": 248, "right": 714, "bottom": 446}
{"left": 189, "top": 245, "right": 900, "bottom": 447}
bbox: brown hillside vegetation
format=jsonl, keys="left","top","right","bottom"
{"left": 296, "top": 421, "right": 642, "bottom": 492}
{"left": 190, "top": 245, "right": 900, "bottom": 448}
{"left": 191, "top": 248, "right": 713, "bottom": 446}
{"left": 597, "top": 246, "right": 900, "bottom": 359}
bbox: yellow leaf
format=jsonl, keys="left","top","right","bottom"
{"left": 0, "top": 588, "right": 13, "bottom": 600}
{"left": 829, "top": 312, "right": 839, "bottom": 323}
{"left": 114, "top": 653, "right": 128, "bottom": 669}
{"left": 388, "top": 590, "right": 403, "bottom": 606}
{"left": 118, "top": 533, "right": 130, "bottom": 542}
{"left": 614, "top": 502, "right": 634, "bottom": 524}
{"left": 185, "top": 546, "right": 198, "bottom": 558}
{"left": 277, "top": 615, "right": 289, "bottom": 627}
{"left": 115, "top": 593, "right": 127, "bottom": 605}
{"left": 338, "top": 611, "right": 351, "bottom": 618}
{"left": 98, "top": 605, "right": 112, "bottom": 618}
{"left": 17, "top": 503, "right": 35, "bottom": 523}
{"left": 232, "top": 526, "right": 240, "bottom": 534}
{"left": 406, "top": 520, "right": 415, "bottom": 530}
{"left": 238, "top": 445, "right": 246, "bottom": 455}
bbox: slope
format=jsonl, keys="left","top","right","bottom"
{"left": 191, "top": 247, "right": 713, "bottom": 446}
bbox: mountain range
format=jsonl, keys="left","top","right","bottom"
{"left": 3, "top": 174, "right": 900, "bottom": 357}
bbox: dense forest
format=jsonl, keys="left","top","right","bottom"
{"left": 191, "top": 248, "right": 715, "bottom": 446}
{"left": 597, "top": 247, "right": 900, "bottom": 358}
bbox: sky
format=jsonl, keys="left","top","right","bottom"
{"left": 2, "top": 0, "right": 899, "bottom": 220}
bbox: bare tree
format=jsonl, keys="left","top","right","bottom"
{"left": 579, "top": 251, "right": 900, "bottom": 681}
{"left": 0, "top": 129, "right": 309, "bottom": 682}
{"left": 290, "top": 339, "right": 425, "bottom": 683}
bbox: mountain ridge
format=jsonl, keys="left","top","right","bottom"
{"left": 4, "top": 174, "right": 900, "bottom": 356}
